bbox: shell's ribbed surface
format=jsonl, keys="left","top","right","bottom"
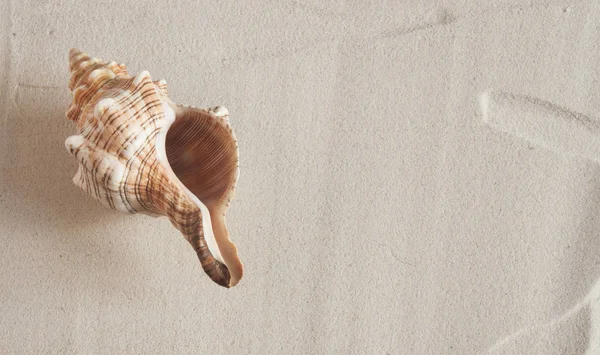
{"left": 65, "top": 49, "right": 242, "bottom": 287}
{"left": 65, "top": 50, "right": 171, "bottom": 215}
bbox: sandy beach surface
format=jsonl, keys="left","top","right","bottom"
{"left": 2, "top": 1, "right": 600, "bottom": 354}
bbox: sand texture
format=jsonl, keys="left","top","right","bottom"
{"left": 2, "top": 1, "right": 600, "bottom": 354}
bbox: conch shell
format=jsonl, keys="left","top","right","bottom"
{"left": 64, "top": 49, "right": 243, "bottom": 287}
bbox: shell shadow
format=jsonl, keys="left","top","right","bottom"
{"left": 5, "top": 84, "right": 146, "bottom": 295}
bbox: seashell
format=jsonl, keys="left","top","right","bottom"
{"left": 64, "top": 49, "right": 243, "bottom": 287}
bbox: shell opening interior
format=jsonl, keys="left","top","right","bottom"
{"left": 157, "top": 103, "right": 242, "bottom": 285}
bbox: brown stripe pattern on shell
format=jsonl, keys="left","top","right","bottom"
{"left": 64, "top": 49, "right": 242, "bottom": 287}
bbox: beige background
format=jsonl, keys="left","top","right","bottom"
{"left": 2, "top": 1, "right": 600, "bottom": 354}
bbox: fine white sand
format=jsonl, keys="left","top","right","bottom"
{"left": 2, "top": 1, "right": 600, "bottom": 354}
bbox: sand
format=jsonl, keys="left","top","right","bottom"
{"left": 2, "top": 1, "right": 600, "bottom": 354}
